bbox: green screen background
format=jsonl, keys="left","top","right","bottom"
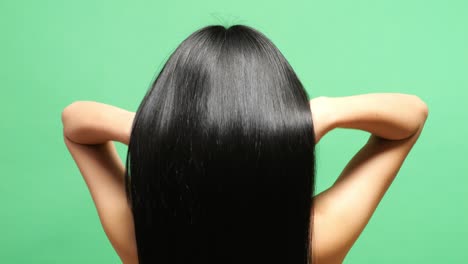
{"left": 1, "top": 0, "right": 466, "bottom": 263}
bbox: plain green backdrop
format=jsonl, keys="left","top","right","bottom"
{"left": 1, "top": 0, "right": 467, "bottom": 263}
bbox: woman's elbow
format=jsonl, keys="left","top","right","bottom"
{"left": 407, "top": 95, "right": 429, "bottom": 125}
{"left": 415, "top": 95, "right": 429, "bottom": 123}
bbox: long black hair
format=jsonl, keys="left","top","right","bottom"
{"left": 124, "top": 24, "right": 316, "bottom": 264}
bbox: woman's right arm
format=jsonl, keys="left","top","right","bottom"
{"left": 309, "top": 93, "right": 429, "bottom": 263}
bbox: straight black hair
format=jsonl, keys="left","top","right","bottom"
{"left": 125, "top": 24, "right": 316, "bottom": 264}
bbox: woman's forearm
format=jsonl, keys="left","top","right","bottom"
{"left": 324, "top": 93, "right": 429, "bottom": 140}
{"left": 61, "top": 101, "right": 135, "bottom": 145}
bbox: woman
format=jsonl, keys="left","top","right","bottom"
{"left": 62, "top": 24, "right": 428, "bottom": 264}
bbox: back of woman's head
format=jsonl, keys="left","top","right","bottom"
{"left": 125, "top": 24, "right": 316, "bottom": 264}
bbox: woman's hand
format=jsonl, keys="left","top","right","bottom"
{"left": 309, "top": 96, "right": 336, "bottom": 144}
{"left": 62, "top": 101, "right": 135, "bottom": 145}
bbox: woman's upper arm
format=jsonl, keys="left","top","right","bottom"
{"left": 63, "top": 135, "right": 138, "bottom": 263}
{"left": 311, "top": 122, "right": 427, "bottom": 263}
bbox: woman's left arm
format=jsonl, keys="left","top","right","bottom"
{"left": 61, "top": 101, "right": 138, "bottom": 264}
{"left": 62, "top": 101, "right": 135, "bottom": 145}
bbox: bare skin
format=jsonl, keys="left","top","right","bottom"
{"left": 61, "top": 93, "right": 429, "bottom": 264}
